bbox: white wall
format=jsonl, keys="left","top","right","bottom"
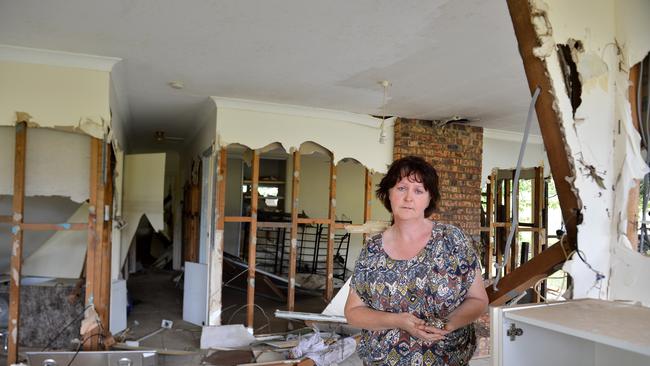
{"left": 533, "top": 0, "right": 650, "bottom": 304}
{"left": 482, "top": 130, "right": 548, "bottom": 186}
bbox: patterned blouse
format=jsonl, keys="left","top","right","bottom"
{"left": 350, "top": 222, "right": 479, "bottom": 366}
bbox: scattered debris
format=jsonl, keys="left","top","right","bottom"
{"left": 200, "top": 324, "right": 256, "bottom": 349}
{"left": 125, "top": 319, "right": 173, "bottom": 347}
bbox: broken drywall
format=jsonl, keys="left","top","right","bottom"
{"left": 212, "top": 98, "right": 394, "bottom": 173}
{"left": 0, "top": 196, "right": 81, "bottom": 275}
{"left": 0, "top": 126, "right": 90, "bottom": 203}
{"left": 531, "top": 0, "right": 650, "bottom": 303}
{"left": 21, "top": 203, "right": 89, "bottom": 278}
{"left": 119, "top": 153, "right": 166, "bottom": 272}
{"left": 0, "top": 60, "right": 112, "bottom": 140}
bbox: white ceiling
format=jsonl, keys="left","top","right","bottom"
{"left": 0, "top": 0, "right": 538, "bottom": 149}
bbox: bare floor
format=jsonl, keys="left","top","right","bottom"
{"left": 3, "top": 270, "right": 490, "bottom": 365}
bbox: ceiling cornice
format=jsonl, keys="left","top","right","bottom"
{"left": 483, "top": 128, "right": 543, "bottom": 144}
{"left": 0, "top": 45, "right": 120, "bottom": 72}
{"left": 211, "top": 96, "right": 390, "bottom": 128}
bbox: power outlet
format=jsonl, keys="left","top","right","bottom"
{"left": 161, "top": 319, "right": 173, "bottom": 329}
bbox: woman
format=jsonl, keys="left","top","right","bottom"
{"left": 345, "top": 156, "right": 488, "bottom": 366}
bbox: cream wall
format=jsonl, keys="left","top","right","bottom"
{"left": 117, "top": 153, "right": 166, "bottom": 277}
{"left": 213, "top": 98, "right": 394, "bottom": 173}
{"left": 0, "top": 61, "right": 111, "bottom": 138}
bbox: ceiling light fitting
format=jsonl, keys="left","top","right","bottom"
{"left": 168, "top": 81, "right": 184, "bottom": 90}
{"left": 379, "top": 80, "right": 391, "bottom": 144}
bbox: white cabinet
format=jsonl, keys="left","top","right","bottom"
{"left": 490, "top": 299, "right": 650, "bottom": 366}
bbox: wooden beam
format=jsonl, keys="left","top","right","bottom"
{"left": 490, "top": 0, "right": 583, "bottom": 304}
{"left": 506, "top": 0, "right": 580, "bottom": 248}
{"left": 84, "top": 138, "right": 102, "bottom": 350}
{"left": 98, "top": 142, "right": 114, "bottom": 343}
{"left": 363, "top": 169, "right": 372, "bottom": 223}
{"left": 485, "top": 178, "right": 493, "bottom": 279}
{"left": 7, "top": 121, "right": 27, "bottom": 365}
{"left": 325, "top": 161, "right": 336, "bottom": 301}
{"left": 288, "top": 151, "right": 300, "bottom": 311}
{"left": 224, "top": 216, "right": 253, "bottom": 223}
{"left": 19, "top": 223, "right": 87, "bottom": 231}
{"left": 487, "top": 239, "right": 570, "bottom": 305}
{"left": 210, "top": 147, "right": 228, "bottom": 325}
{"left": 0, "top": 215, "right": 12, "bottom": 223}
{"left": 246, "top": 151, "right": 259, "bottom": 329}
{"left": 296, "top": 218, "right": 332, "bottom": 225}
{"left": 257, "top": 221, "right": 292, "bottom": 229}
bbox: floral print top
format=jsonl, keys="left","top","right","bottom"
{"left": 350, "top": 222, "right": 479, "bottom": 366}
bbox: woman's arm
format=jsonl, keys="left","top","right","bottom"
{"left": 344, "top": 286, "right": 447, "bottom": 342}
{"left": 436, "top": 270, "right": 488, "bottom": 332}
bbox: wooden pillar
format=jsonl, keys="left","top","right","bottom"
{"left": 7, "top": 121, "right": 27, "bottom": 365}
{"left": 506, "top": 0, "right": 580, "bottom": 247}
{"left": 288, "top": 152, "right": 301, "bottom": 311}
{"left": 485, "top": 176, "right": 494, "bottom": 279}
{"left": 84, "top": 138, "right": 102, "bottom": 349}
{"left": 325, "top": 161, "right": 337, "bottom": 301}
{"left": 363, "top": 168, "right": 372, "bottom": 246}
{"left": 98, "top": 143, "right": 114, "bottom": 337}
{"left": 210, "top": 148, "right": 227, "bottom": 326}
{"left": 246, "top": 151, "right": 259, "bottom": 329}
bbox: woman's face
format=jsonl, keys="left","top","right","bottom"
{"left": 389, "top": 174, "right": 431, "bottom": 221}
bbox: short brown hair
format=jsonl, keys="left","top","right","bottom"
{"left": 376, "top": 156, "right": 440, "bottom": 217}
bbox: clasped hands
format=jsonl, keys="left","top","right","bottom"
{"left": 399, "top": 312, "right": 450, "bottom": 343}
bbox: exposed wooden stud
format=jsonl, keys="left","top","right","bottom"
{"left": 288, "top": 151, "right": 300, "bottom": 311}
{"left": 19, "top": 223, "right": 87, "bottom": 231}
{"left": 209, "top": 147, "right": 228, "bottom": 326}
{"left": 487, "top": 239, "right": 569, "bottom": 305}
{"left": 325, "top": 161, "right": 336, "bottom": 301}
{"left": 296, "top": 218, "right": 332, "bottom": 225}
{"left": 485, "top": 177, "right": 493, "bottom": 279}
{"left": 0, "top": 215, "right": 12, "bottom": 223}
{"left": 364, "top": 169, "right": 372, "bottom": 222}
{"left": 487, "top": 0, "right": 583, "bottom": 304}
{"left": 506, "top": 0, "right": 580, "bottom": 248}
{"left": 84, "top": 137, "right": 101, "bottom": 350}
{"left": 97, "top": 142, "right": 114, "bottom": 341}
{"left": 494, "top": 176, "right": 503, "bottom": 278}
{"left": 246, "top": 151, "right": 259, "bottom": 329}
{"left": 504, "top": 178, "right": 513, "bottom": 274}
{"left": 224, "top": 216, "right": 254, "bottom": 223}
{"left": 7, "top": 121, "right": 27, "bottom": 365}
{"left": 257, "top": 221, "right": 292, "bottom": 229}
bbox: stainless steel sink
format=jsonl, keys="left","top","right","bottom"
{"left": 26, "top": 350, "right": 157, "bottom": 366}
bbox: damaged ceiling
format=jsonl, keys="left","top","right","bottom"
{"left": 0, "top": 0, "right": 538, "bottom": 150}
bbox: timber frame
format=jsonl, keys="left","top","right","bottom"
{"left": 214, "top": 147, "right": 371, "bottom": 328}
{"left": 487, "top": 1, "right": 583, "bottom": 305}
{"left": 4, "top": 122, "right": 115, "bottom": 365}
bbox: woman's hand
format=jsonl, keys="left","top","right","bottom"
{"left": 398, "top": 313, "right": 448, "bottom": 343}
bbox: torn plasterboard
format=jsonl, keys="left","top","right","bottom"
{"left": 0, "top": 61, "right": 112, "bottom": 140}
{"left": 119, "top": 153, "right": 166, "bottom": 270}
{"left": 0, "top": 126, "right": 90, "bottom": 202}
{"left": 21, "top": 203, "right": 89, "bottom": 278}
{"left": 0, "top": 196, "right": 81, "bottom": 275}
{"left": 531, "top": 0, "right": 650, "bottom": 301}
{"left": 213, "top": 98, "right": 394, "bottom": 173}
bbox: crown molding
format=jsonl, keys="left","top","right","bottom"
{"left": 211, "top": 96, "right": 392, "bottom": 128}
{"left": 483, "top": 128, "right": 543, "bottom": 144}
{"left": 0, "top": 45, "right": 120, "bottom": 72}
